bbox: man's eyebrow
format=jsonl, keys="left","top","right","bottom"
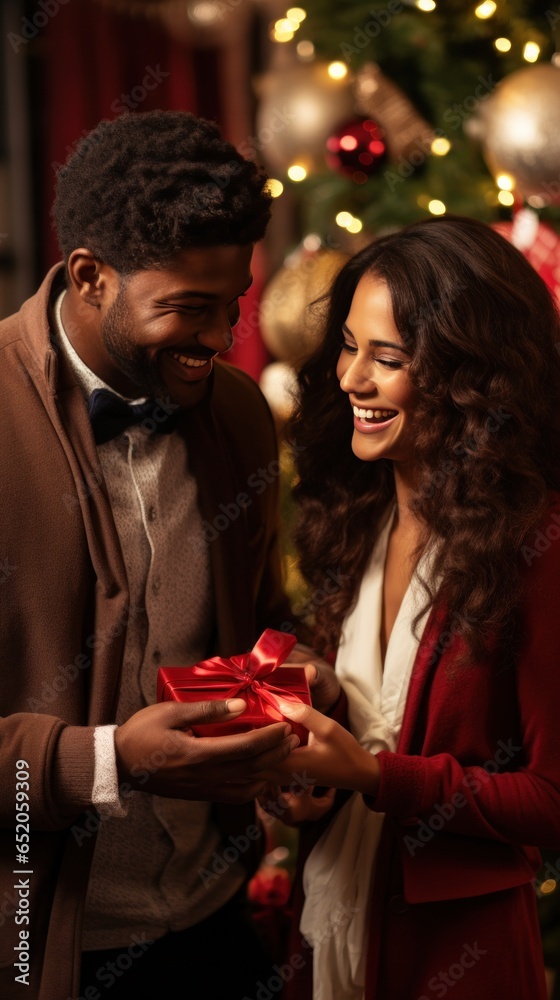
{"left": 163, "top": 278, "right": 254, "bottom": 302}
{"left": 342, "top": 322, "right": 412, "bottom": 355}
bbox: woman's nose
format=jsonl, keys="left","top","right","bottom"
{"left": 339, "top": 358, "right": 377, "bottom": 394}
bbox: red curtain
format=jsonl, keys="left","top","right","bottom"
{"left": 38, "top": 0, "right": 271, "bottom": 380}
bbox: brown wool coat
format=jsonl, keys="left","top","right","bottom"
{"left": 0, "top": 264, "right": 294, "bottom": 1000}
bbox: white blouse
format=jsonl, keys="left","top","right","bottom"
{"left": 300, "top": 503, "right": 440, "bottom": 1000}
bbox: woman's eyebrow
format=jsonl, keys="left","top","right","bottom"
{"left": 342, "top": 322, "right": 412, "bottom": 355}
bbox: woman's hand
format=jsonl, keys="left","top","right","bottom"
{"left": 257, "top": 782, "right": 336, "bottom": 827}
{"left": 265, "top": 701, "right": 381, "bottom": 797}
{"left": 284, "top": 643, "right": 341, "bottom": 714}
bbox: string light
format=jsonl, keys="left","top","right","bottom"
{"left": 335, "top": 211, "right": 354, "bottom": 228}
{"left": 416, "top": 0, "right": 436, "bottom": 10}
{"left": 494, "top": 37, "right": 511, "bottom": 52}
{"left": 287, "top": 7, "right": 307, "bottom": 22}
{"left": 431, "top": 137, "right": 451, "bottom": 155}
{"left": 297, "top": 39, "right": 315, "bottom": 59}
{"left": 541, "top": 879, "right": 557, "bottom": 894}
{"left": 496, "top": 173, "right": 514, "bottom": 190}
{"left": 275, "top": 17, "right": 297, "bottom": 32}
{"left": 335, "top": 212, "right": 363, "bottom": 233}
{"left": 474, "top": 1, "right": 496, "bottom": 18}
{"left": 272, "top": 12, "right": 306, "bottom": 41}
{"left": 265, "top": 179, "right": 284, "bottom": 198}
{"left": 428, "top": 199, "right": 446, "bottom": 215}
{"left": 302, "top": 233, "right": 322, "bottom": 251}
{"left": 188, "top": 2, "right": 222, "bottom": 24}
{"left": 523, "top": 41, "right": 540, "bottom": 62}
{"left": 328, "top": 61, "right": 348, "bottom": 80}
{"left": 527, "top": 194, "right": 547, "bottom": 208}
{"left": 498, "top": 190, "right": 515, "bottom": 206}
{"left": 287, "top": 164, "right": 307, "bottom": 181}
{"left": 271, "top": 22, "right": 293, "bottom": 42}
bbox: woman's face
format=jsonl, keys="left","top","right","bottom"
{"left": 336, "top": 274, "right": 418, "bottom": 464}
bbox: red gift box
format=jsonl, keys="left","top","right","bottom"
{"left": 156, "top": 629, "right": 311, "bottom": 745}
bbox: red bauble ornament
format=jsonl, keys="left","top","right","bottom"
{"left": 325, "top": 117, "right": 387, "bottom": 183}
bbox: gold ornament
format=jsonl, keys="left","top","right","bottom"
{"left": 258, "top": 362, "right": 299, "bottom": 427}
{"left": 464, "top": 62, "right": 560, "bottom": 204}
{"left": 254, "top": 62, "right": 356, "bottom": 176}
{"left": 259, "top": 246, "right": 349, "bottom": 367}
{"left": 353, "top": 62, "right": 435, "bottom": 163}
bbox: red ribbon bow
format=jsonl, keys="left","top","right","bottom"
{"left": 188, "top": 628, "right": 300, "bottom": 722}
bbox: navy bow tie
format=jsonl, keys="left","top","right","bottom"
{"left": 88, "top": 388, "right": 180, "bottom": 445}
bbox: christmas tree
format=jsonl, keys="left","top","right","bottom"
{"left": 257, "top": 0, "right": 560, "bottom": 240}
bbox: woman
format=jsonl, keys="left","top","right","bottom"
{"left": 263, "top": 215, "right": 560, "bottom": 1000}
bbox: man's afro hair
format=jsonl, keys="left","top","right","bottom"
{"left": 52, "top": 109, "right": 273, "bottom": 272}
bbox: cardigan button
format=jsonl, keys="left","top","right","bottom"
{"left": 388, "top": 894, "right": 408, "bottom": 914}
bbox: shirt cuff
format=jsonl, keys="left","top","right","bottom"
{"left": 92, "top": 725, "right": 129, "bottom": 817}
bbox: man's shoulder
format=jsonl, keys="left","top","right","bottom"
{"left": 212, "top": 360, "right": 275, "bottom": 425}
{"left": 210, "top": 360, "right": 278, "bottom": 460}
{"left": 0, "top": 307, "right": 23, "bottom": 350}
{"left": 212, "top": 359, "right": 268, "bottom": 404}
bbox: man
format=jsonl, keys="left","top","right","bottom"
{"left": 0, "top": 109, "right": 314, "bottom": 1000}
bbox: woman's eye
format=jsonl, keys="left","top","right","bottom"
{"left": 376, "top": 358, "right": 405, "bottom": 370}
{"left": 341, "top": 341, "right": 358, "bottom": 354}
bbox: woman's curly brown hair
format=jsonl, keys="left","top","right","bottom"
{"left": 287, "top": 214, "right": 560, "bottom": 664}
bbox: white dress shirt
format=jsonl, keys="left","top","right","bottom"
{"left": 300, "top": 504, "right": 440, "bottom": 1000}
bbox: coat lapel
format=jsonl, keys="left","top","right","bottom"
{"left": 396, "top": 601, "right": 449, "bottom": 755}
{"left": 20, "top": 268, "right": 130, "bottom": 723}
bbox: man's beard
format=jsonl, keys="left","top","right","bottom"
{"left": 101, "top": 280, "right": 167, "bottom": 400}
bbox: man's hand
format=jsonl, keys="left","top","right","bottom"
{"left": 257, "top": 782, "right": 336, "bottom": 827}
{"left": 114, "top": 698, "right": 300, "bottom": 804}
{"left": 284, "top": 643, "right": 341, "bottom": 714}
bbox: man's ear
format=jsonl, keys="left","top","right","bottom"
{"left": 66, "top": 249, "right": 118, "bottom": 308}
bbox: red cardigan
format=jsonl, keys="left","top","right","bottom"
{"left": 284, "top": 492, "right": 560, "bottom": 1000}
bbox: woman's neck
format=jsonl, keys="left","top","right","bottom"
{"left": 392, "top": 463, "right": 422, "bottom": 532}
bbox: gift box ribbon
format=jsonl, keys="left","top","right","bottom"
{"left": 183, "top": 628, "right": 300, "bottom": 722}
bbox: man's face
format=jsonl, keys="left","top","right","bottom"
{"left": 94, "top": 243, "right": 254, "bottom": 408}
